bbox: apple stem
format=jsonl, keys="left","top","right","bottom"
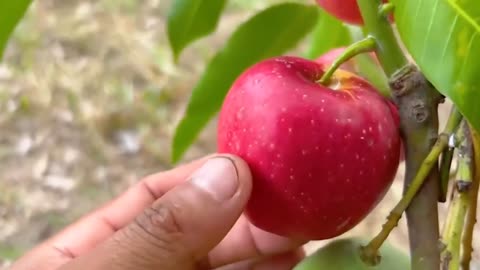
{"left": 439, "top": 106, "right": 463, "bottom": 202}
{"left": 379, "top": 3, "right": 395, "bottom": 17}
{"left": 459, "top": 127, "right": 480, "bottom": 270}
{"left": 359, "top": 83, "right": 463, "bottom": 267}
{"left": 440, "top": 123, "right": 472, "bottom": 270}
{"left": 317, "top": 36, "right": 376, "bottom": 85}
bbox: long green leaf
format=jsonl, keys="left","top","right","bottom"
{"left": 167, "top": 0, "right": 226, "bottom": 61}
{"left": 172, "top": 3, "right": 319, "bottom": 162}
{"left": 304, "top": 10, "right": 351, "bottom": 59}
{"left": 392, "top": 0, "right": 480, "bottom": 132}
{"left": 0, "top": 0, "right": 32, "bottom": 59}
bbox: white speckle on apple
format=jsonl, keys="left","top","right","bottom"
{"left": 302, "top": 150, "right": 307, "bottom": 155}
{"left": 335, "top": 118, "right": 339, "bottom": 123}
{"left": 320, "top": 108, "right": 325, "bottom": 112}
{"left": 315, "top": 146, "right": 319, "bottom": 150}
{"left": 290, "top": 175, "right": 295, "bottom": 180}
{"left": 280, "top": 118, "right": 285, "bottom": 122}
{"left": 355, "top": 154, "right": 360, "bottom": 160}
{"left": 242, "top": 128, "right": 247, "bottom": 133}
{"left": 310, "top": 119, "right": 315, "bottom": 125}
{"left": 340, "top": 163, "right": 345, "bottom": 168}
{"left": 360, "top": 136, "right": 365, "bottom": 140}
{"left": 269, "top": 143, "right": 275, "bottom": 149}
{"left": 362, "top": 129, "right": 366, "bottom": 134}
{"left": 321, "top": 99, "right": 325, "bottom": 103}
{"left": 276, "top": 154, "right": 281, "bottom": 158}
{"left": 369, "top": 126, "right": 373, "bottom": 132}
{"left": 302, "top": 94, "right": 308, "bottom": 100}
{"left": 347, "top": 118, "right": 352, "bottom": 123}
{"left": 336, "top": 217, "right": 352, "bottom": 230}
{"left": 281, "top": 107, "right": 286, "bottom": 112}
{"left": 288, "top": 128, "right": 293, "bottom": 133}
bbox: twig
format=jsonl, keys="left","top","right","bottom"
{"left": 360, "top": 101, "right": 462, "bottom": 266}
{"left": 440, "top": 123, "right": 473, "bottom": 270}
{"left": 357, "top": 0, "right": 407, "bottom": 77}
{"left": 439, "top": 147, "right": 455, "bottom": 202}
{"left": 439, "top": 107, "right": 463, "bottom": 202}
{"left": 460, "top": 127, "right": 480, "bottom": 270}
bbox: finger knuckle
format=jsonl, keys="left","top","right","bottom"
{"left": 132, "top": 202, "right": 184, "bottom": 247}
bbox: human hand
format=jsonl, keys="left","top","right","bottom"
{"left": 12, "top": 155, "right": 305, "bottom": 270}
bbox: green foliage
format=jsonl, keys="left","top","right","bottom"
{"left": 294, "top": 238, "right": 410, "bottom": 270}
{"left": 392, "top": 0, "right": 480, "bottom": 132}
{"left": 167, "top": 0, "right": 227, "bottom": 61}
{"left": 171, "top": 3, "right": 319, "bottom": 162}
{"left": 0, "top": 0, "right": 32, "bottom": 59}
{"left": 304, "top": 10, "right": 352, "bottom": 59}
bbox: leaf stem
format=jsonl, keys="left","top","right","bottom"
{"left": 440, "top": 123, "right": 473, "bottom": 270}
{"left": 357, "top": 0, "right": 407, "bottom": 76}
{"left": 460, "top": 127, "right": 480, "bottom": 270}
{"left": 318, "top": 36, "right": 376, "bottom": 85}
{"left": 360, "top": 101, "right": 462, "bottom": 266}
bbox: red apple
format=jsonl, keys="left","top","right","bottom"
{"left": 317, "top": 48, "right": 405, "bottom": 162}
{"left": 316, "top": 0, "right": 389, "bottom": 25}
{"left": 217, "top": 56, "right": 401, "bottom": 240}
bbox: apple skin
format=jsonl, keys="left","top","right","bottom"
{"left": 316, "top": 0, "right": 388, "bottom": 25}
{"left": 217, "top": 56, "right": 401, "bottom": 240}
{"left": 316, "top": 48, "right": 405, "bottom": 162}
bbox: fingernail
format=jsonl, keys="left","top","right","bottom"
{"left": 190, "top": 157, "right": 239, "bottom": 201}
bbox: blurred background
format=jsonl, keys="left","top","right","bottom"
{"left": 0, "top": 0, "right": 476, "bottom": 268}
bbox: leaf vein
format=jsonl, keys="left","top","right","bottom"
{"left": 445, "top": 0, "right": 480, "bottom": 33}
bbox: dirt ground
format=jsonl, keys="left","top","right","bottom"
{"left": 0, "top": 0, "right": 478, "bottom": 269}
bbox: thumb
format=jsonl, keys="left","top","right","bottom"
{"left": 61, "top": 155, "right": 252, "bottom": 270}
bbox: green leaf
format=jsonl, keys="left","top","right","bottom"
{"left": 294, "top": 237, "right": 410, "bottom": 270}
{"left": 304, "top": 10, "right": 352, "bottom": 59}
{"left": 167, "top": 0, "right": 227, "bottom": 60}
{"left": 172, "top": 3, "right": 319, "bottom": 163}
{"left": 0, "top": 0, "right": 32, "bottom": 59}
{"left": 392, "top": 0, "right": 480, "bottom": 132}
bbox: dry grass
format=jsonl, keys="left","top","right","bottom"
{"left": 0, "top": 0, "right": 477, "bottom": 268}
